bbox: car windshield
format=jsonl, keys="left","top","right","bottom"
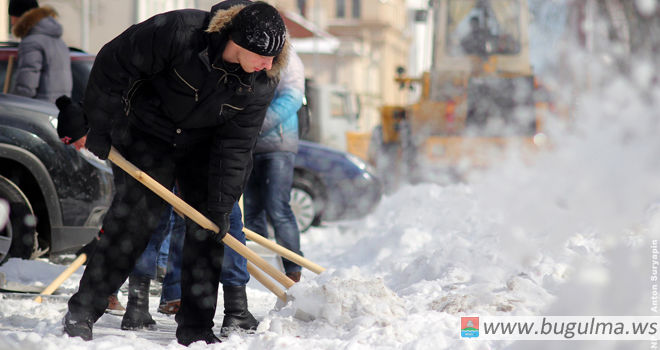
{"left": 446, "top": 0, "right": 521, "bottom": 56}
{"left": 71, "top": 60, "right": 94, "bottom": 102}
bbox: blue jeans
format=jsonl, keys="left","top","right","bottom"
{"left": 159, "top": 209, "right": 185, "bottom": 304}
{"left": 244, "top": 151, "right": 303, "bottom": 274}
{"left": 148, "top": 202, "right": 249, "bottom": 302}
{"left": 132, "top": 204, "right": 184, "bottom": 303}
{"left": 220, "top": 202, "right": 250, "bottom": 286}
{"left": 132, "top": 185, "right": 195, "bottom": 303}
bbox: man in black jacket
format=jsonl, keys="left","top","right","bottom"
{"left": 62, "top": 1, "right": 289, "bottom": 345}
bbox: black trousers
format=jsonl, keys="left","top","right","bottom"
{"left": 67, "top": 126, "right": 225, "bottom": 333}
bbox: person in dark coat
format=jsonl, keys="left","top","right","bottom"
{"left": 61, "top": 1, "right": 289, "bottom": 345}
{"left": 9, "top": 0, "right": 72, "bottom": 102}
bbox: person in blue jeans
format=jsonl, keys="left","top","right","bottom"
{"left": 152, "top": 200, "right": 257, "bottom": 330}
{"left": 133, "top": 199, "right": 257, "bottom": 333}
{"left": 244, "top": 49, "right": 305, "bottom": 282}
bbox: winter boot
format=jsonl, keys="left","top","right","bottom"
{"left": 220, "top": 285, "right": 259, "bottom": 336}
{"left": 105, "top": 294, "right": 126, "bottom": 316}
{"left": 286, "top": 271, "right": 302, "bottom": 283}
{"left": 120, "top": 275, "right": 157, "bottom": 330}
{"left": 177, "top": 328, "right": 221, "bottom": 346}
{"left": 158, "top": 299, "right": 180, "bottom": 315}
{"left": 62, "top": 311, "right": 93, "bottom": 341}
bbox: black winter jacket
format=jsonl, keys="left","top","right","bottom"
{"left": 84, "top": 2, "right": 289, "bottom": 213}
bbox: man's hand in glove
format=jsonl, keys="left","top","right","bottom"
{"left": 208, "top": 211, "right": 230, "bottom": 245}
{"left": 75, "top": 235, "right": 100, "bottom": 265}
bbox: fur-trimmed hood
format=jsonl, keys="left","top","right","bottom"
{"left": 206, "top": 3, "right": 290, "bottom": 80}
{"left": 12, "top": 6, "right": 61, "bottom": 39}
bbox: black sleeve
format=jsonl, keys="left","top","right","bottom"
{"left": 83, "top": 12, "right": 184, "bottom": 138}
{"left": 207, "top": 85, "right": 276, "bottom": 213}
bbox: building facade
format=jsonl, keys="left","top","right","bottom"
{"left": 2, "top": 0, "right": 424, "bottom": 152}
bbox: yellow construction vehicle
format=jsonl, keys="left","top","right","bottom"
{"left": 365, "top": 0, "right": 551, "bottom": 186}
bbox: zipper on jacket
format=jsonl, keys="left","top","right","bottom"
{"left": 123, "top": 78, "right": 146, "bottom": 116}
{"left": 173, "top": 68, "right": 199, "bottom": 102}
{"left": 211, "top": 63, "right": 253, "bottom": 92}
{"left": 220, "top": 103, "right": 245, "bottom": 116}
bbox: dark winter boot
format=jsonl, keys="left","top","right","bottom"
{"left": 176, "top": 328, "right": 221, "bottom": 346}
{"left": 120, "top": 275, "right": 157, "bottom": 330}
{"left": 62, "top": 311, "right": 93, "bottom": 341}
{"left": 220, "top": 285, "right": 259, "bottom": 336}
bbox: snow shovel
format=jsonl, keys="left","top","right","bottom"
{"left": 243, "top": 228, "right": 325, "bottom": 274}
{"left": 106, "top": 147, "right": 297, "bottom": 293}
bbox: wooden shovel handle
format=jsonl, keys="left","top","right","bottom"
{"left": 34, "top": 253, "right": 87, "bottom": 303}
{"left": 247, "top": 261, "right": 287, "bottom": 302}
{"left": 107, "top": 147, "right": 295, "bottom": 289}
{"left": 244, "top": 228, "right": 325, "bottom": 274}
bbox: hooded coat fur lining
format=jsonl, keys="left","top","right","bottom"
{"left": 12, "top": 6, "right": 59, "bottom": 38}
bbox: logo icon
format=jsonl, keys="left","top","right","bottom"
{"left": 461, "top": 317, "right": 479, "bottom": 338}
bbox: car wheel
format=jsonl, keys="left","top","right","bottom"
{"left": 0, "top": 175, "right": 37, "bottom": 264}
{"left": 291, "top": 176, "right": 322, "bottom": 232}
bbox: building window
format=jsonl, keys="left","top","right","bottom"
{"left": 297, "top": 0, "right": 307, "bottom": 16}
{"left": 336, "top": 0, "right": 346, "bottom": 18}
{"left": 352, "top": 0, "right": 361, "bottom": 19}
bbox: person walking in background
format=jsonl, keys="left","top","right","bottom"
{"left": 244, "top": 49, "right": 305, "bottom": 282}
{"left": 8, "top": 0, "right": 71, "bottom": 102}
{"left": 60, "top": 1, "right": 288, "bottom": 345}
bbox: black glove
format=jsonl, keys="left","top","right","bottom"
{"left": 75, "top": 236, "right": 99, "bottom": 264}
{"left": 85, "top": 131, "right": 112, "bottom": 160}
{"left": 208, "top": 210, "right": 230, "bottom": 245}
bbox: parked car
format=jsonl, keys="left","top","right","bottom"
{"left": 292, "top": 140, "right": 382, "bottom": 231}
{"left": 0, "top": 43, "right": 382, "bottom": 264}
{"left": 0, "top": 93, "right": 113, "bottom": 264}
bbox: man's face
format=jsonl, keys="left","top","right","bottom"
{"left": 237, "top": 47, "right": 275, "bottom": 73}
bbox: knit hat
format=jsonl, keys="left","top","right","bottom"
{"left": 229, "top": 2, "right": 286, "bottom": 57}
{"left": 8, "top": 0, "right": 38, "bottom": 17}
{"left": 55, "top": 95, "right": 88, "bottom": 145}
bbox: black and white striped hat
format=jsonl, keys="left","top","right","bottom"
{"left": 230, "top": 1, "right": 286, "bottom": 57}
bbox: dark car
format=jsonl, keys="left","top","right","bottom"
{"left": 0, "top": 42, "right": 381, "bottom": 264}
{"left": 292, "top": 140, "right": 382, "bottom": 231}
{"left": 0, "top": 94, "right": 113, "bottom": 264}
{"left": 0, "top": 43, "right": 108, "bottom": 264}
